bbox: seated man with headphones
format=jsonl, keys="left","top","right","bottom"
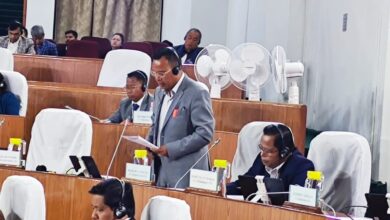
{"left": 173, "top": 28, "right": 203, "bottom": 64}
{"left": 102, "top": 70, "right": 154, "bottom": 123}
{"left": 0, "top": 72, "right": 20, "bottom": 115}
{"left": 89, "top": 178, "right": 135, "bottom": 220}
{"left": 227, "top": 124, "right": 315, "bottom": 195}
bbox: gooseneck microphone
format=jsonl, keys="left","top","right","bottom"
{"left": 173, "top": 138, "right": 221, "bottom": 189}
{"left": 105, "top": 119, "right": 129, "bottom": 178}
{"left": 64, "top": 105, "right": 103, "bottom": 121}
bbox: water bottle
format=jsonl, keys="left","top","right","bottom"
{"left": 304, "top": 171, "right": 324, "bottom": 207}
{"left": 212, "top": 159, "right": 231, "bottom": 197}
{"left": 133, "top": 150, "right": 148, "bottom": 166}
{"left": 7, "top": 138, "right": 26, "bottom": 167}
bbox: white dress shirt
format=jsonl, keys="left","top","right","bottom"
{"left": 7, "top": 38, "right": 20, "bottom": 54}
{"left": 265, "top": 162, "right": 285, "bottom": 179}
{"left": 157, "top": 74, "right": 185, "bottom": 146}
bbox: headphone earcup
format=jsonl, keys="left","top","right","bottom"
{"left": 115, "top": 204, "right": 127, "bottom": 219}
{"left": 279, "top": 146, "right": 289, "bottom": 159}
{"left": 172, "top": 66, "right": 180, "bottom": 75}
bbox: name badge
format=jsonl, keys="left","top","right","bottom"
{"left": 125, "top": 163, "right": 152, "bottom": 181}
{"left": 189, "top": 169, "right": 218, "bottom": 191}
{"left": 133, "top": 111, "right": 153, "bottom": 125}
{"left": 289, "top": 185, "right": 318, "bottom": 207}
{"left": 0, "top": 150, "right": 21, "bottom": 166}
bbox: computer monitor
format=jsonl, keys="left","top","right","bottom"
{"left": 81, "top": 156, "right": 102, "bottom": 179}
{"left": 69, "top": 155, "right": 102, "bottom": 179}
{"left": 238, "top": 175, "right": 287, "bottom": 205}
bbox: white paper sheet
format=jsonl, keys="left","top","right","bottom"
{"left": 123, "top": 136, "right": 159, "bottom": 150}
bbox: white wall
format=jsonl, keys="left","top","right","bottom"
{"left": 303, "top": 0, "right": 390, "bottom": 179}
{"left": 161, "top": 0, "right": 192, "bottom": 45}
{"left": 379, "top": 9, "right": 390, "bottom": 189}
{"left": 162, "top": 0, "right": 228, "bottom": 47}
{"left": 25, "top": 0, "right": 56, "bottom": 39}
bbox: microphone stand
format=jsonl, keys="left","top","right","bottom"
{"left": 173, "top": 138, "right": 221, "bottom": 189}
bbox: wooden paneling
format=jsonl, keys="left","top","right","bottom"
{"left": 14, "top": 55, "right": 243, "bottom": 98}
{"left": 26, "top": 81, "right": 307, "bottom": 153}
{"left": 14, "top": 55, "right": 103, "bottom": 84}
{"left": 0, "top": 115, "right": 25, "bottom": 148}
{"left": 0, "top": 167, "right": 327, "bottom": 220}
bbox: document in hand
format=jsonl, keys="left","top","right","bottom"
{"left": 123, "top": 136, "right": 159, "bottom": 150}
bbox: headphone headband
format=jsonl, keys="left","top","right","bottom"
{"left": 273, "top": 124, "right": 291, "bottom": 158}
{"left": 113, "top": 178, "right": 127, "bottom": 219}
{"left": 128, "top": 70, "right": 148, "bottom": 91}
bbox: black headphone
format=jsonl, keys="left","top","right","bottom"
{"left": 0, "top": 73, "right": 5, "bottom": 88}
{"left": 114, "top": 179, "right": 127, "bottom": 219}
{"left": 165, "top": 47, "right": 181, "bottom": 75}
{"left": 128, "top": 70, "right": 148, "bottom": 92}
{"left": 273, "top": 124, "right": 292, "bottom": 159}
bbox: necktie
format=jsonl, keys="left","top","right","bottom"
{"left": 132, "top": 103, "right": 140, "bottom": 111}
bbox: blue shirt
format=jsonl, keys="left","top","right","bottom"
{"left": 0, "top": 91, "right": 20, "bottom": 115}
{"left": 173, "top": 45, "right": 203, "bottom": 64}
{"left": 35, "top": 40, "right": 58, "bottom": 56}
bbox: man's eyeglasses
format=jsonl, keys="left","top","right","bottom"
{"left": 151, "top": 68, "right": 172, "bottom": 78}
{"left": 258, "top": 144, "right": 278, "bottom": 155}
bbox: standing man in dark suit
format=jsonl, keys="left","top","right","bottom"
{"left": 173, "top": 28, "right": 203, "bottom": 64}
{"left": 103, "top": 70, "right": 153, "bottom": 124}
{"left": 147, "top": 47, "right": 215, "bottom": 188}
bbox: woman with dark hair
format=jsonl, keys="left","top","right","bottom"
{"left": 89, "top": 178, "right": 135, "bottom": 220}
{"left": 227, "top": 124, "right": 315, "bottom": 195}
{"left": 0, "top": 73, "right": 20, "bottom": 115}
{"left": 111, "top": 33, "right": 124, "bottom": 50}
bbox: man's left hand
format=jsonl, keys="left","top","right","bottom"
{"left": 154, "top": 145, "right": 169, "bottom": 157}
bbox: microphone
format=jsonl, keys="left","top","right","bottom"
{"left": 173, "top": 138, "right": 221, "bottom": 189}
{"left": 64, "top": 105, "right": 103, "bottom": 121}
{"left": 105, "top": 119, "right": 129, "bottom": 177}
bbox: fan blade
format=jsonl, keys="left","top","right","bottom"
{"left": 230, "top": 60, "right": 249, "bottom": 83}
{"left": 241, "top": 45, "right": 265, "bottom": 63}
{"left": 196, "top": 55, "right": 213, "bottom": 78}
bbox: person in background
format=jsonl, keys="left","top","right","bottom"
{"left": 89, "top": 178, "right": 135, "bottom": 220}
{"left": 173, "top": 28, "right": 203, "bottom": 64}
{"left": 0, "top": 21, "right": 35, "bottom": 54}
{"left": 30, "top": 25, "right": 58, "bottom": 56}
{"left": 65, "top": 30, "right": 78, "bottom": 44}
{"left": 21, "top": 26, "right": 28, "bottom": 38}
{"left": 0, "top": 73, "right": 20, "bottom": 115}
{"left": 102, "top": 70, "right": 153, "bottom": 124}
{"left": 162, "top": 40, "right": 173, "bottom": 47}
{"left": 111, "top": 33, "right": 124, "bottom": 50}
{"left": 227, "top": 124, "right": 315, "bottom": 195}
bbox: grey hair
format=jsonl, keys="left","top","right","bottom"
{"left": 30, "top": 25, "right": 45, "bottom": 38}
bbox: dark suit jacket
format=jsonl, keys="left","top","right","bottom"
{"left": 173, "top": 45, "right": 203, "bottom": 64}
{"left": 227, "top": 149, "right": 315, "bottom": 195}
{"left": 108, "top": 93, "right": 153, "bottom": 123}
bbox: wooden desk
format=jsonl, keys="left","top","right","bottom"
{"left": 0, "top": 115, "right": 25, "bottom": 148}
{"left": 91, "top": 123, "right": 238, "bottom": 178}
{"left": 26, "top": 81, "right": 307, "bottom": 153}
{"left": 0, "top": 167, "right": 328, "bottom": 220}
{"left": 14, "top": 55, "right": 243, "bottom": 98}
